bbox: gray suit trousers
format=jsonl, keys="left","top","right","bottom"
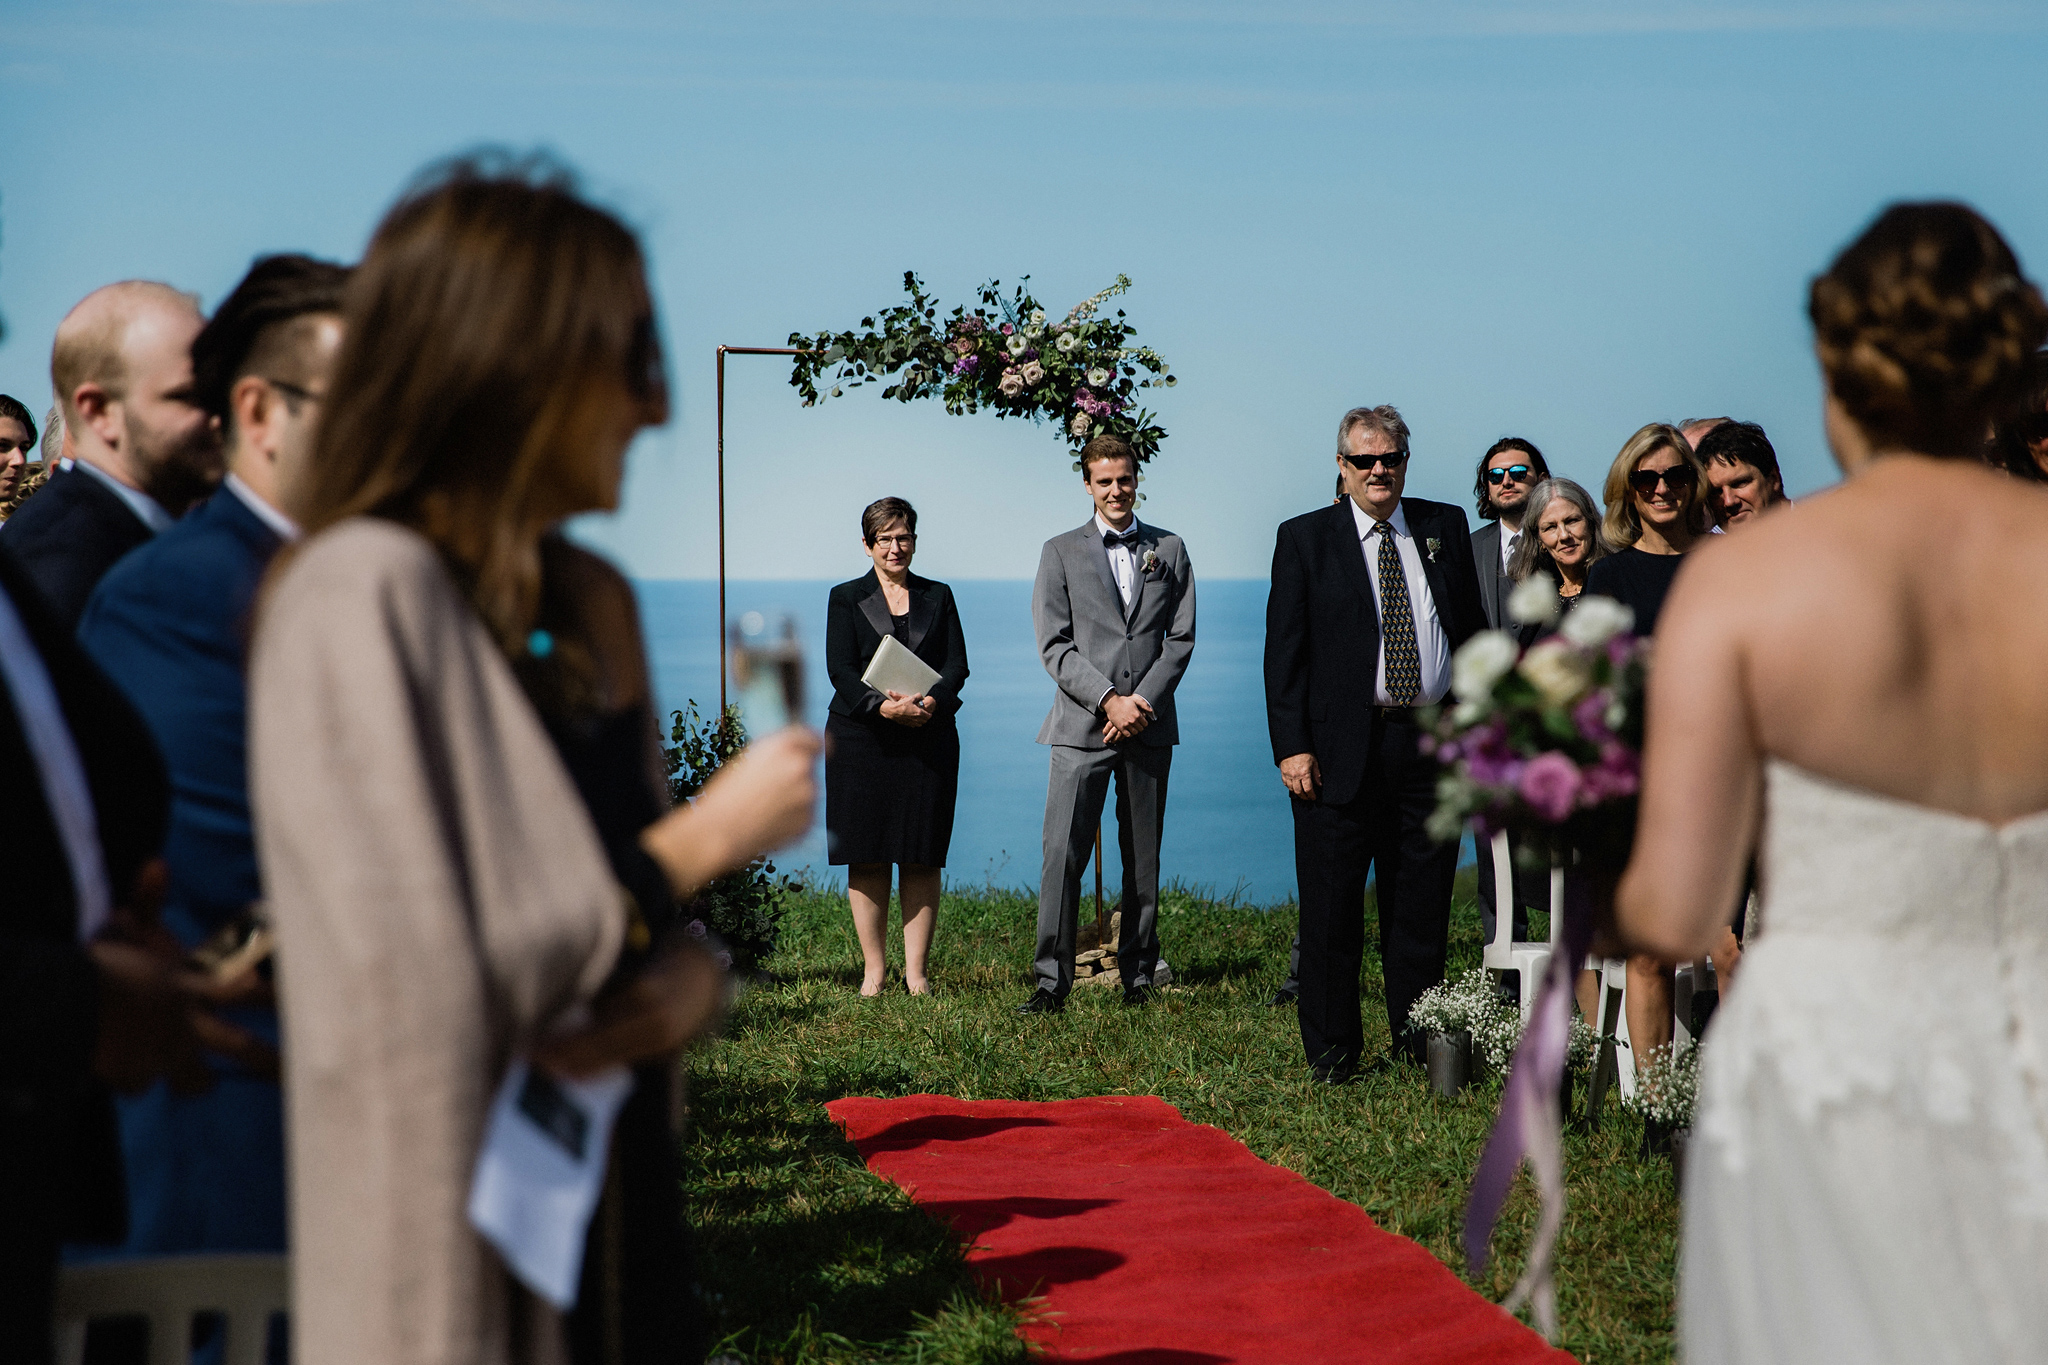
{"left": 1036, "top": 742, "right": 1172, "bottom": 994}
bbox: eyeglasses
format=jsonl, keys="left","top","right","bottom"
{"left": 1340, "top": 449, "right": 1409, "bottom": 471}
{"left": 871, "top": 534, "right": 916, "bottom": 549}
{"left": 1628, "top": 464, "right": 1698, "bottom": 495}
{"left": 1485, "top": 464, "right": 1533, "bottom": 485}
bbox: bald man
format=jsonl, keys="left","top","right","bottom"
{"left": 0, "top": 282, "right": 221, "bottom": 626}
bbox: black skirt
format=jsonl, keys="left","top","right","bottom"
{"left": 824, "top": 710, "right": 960, "bottom": 867}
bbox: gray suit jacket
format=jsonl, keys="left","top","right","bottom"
{"left": 1471, "top": 519, "right": 1518, "bottom": 631}
{"left": 1032, "top": 518, "right": 1196, "bottom": 749}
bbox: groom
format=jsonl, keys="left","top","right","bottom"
{"left": 1020, "top": 433, "right": 1197, "bottom": 1013}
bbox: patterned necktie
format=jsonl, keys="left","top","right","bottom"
{"left": 1373, "top": 521, "right": 1421, "bottom": 705}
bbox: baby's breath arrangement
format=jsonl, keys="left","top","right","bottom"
{"left": 1407, "top": 967, "right": 1504, "bottom": 1040}
{"left": 1622, "top": 1043, "right": 1701, "bottom": 1128}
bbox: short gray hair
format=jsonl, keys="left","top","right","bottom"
{"left": 1509, "top": 476, "right": 1612, "bottom": 581}
{"left": 1337, "top": 404, "right": 1410, "bottom": 458}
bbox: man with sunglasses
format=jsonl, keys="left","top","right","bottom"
{"left": 1265, "top": 405, "right": 1486, "bottom": 1082}
{"left": 73, "top": 255, "right": 349, "bottom": 1278}
{"left": 1468, "top": 437, "right": 1550, "bottom": 632}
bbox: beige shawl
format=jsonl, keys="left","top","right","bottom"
{"left": 250, "top": 519, "right": 624, "bottom": 1365}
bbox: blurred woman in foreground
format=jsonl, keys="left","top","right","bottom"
{"left": 250, "top": 158, "right": 819, "bottom": 1365}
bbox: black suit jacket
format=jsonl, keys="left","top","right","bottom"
{"left": 0, "top": 466, "right": 156, "bottom": 629}
{"left": 0, "top": 543, "right": 171, "bottom": 1259}
{"left": 1470, "top": 519, "right": 1518, "bottom": 631}
{"left": 1264, "top": 496, "right": 1486, "bottom": 807}
{"left": 824, "top": 570, "right": 970, "bottom": 723}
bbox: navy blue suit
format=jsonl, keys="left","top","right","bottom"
{"left": 0, "top": 466, "right": 155, "bottom": 629}
{"left": 74, "top": 485, "right": 287, "bottom": 1257}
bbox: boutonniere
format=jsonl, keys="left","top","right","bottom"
{"left": 1425, "top": 537, "right": 1442, "bottom": 563}
{"left": 1140, "top": 548, "right": 1161, "bottom": 576}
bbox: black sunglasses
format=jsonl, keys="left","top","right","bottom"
{"left": 1628, "top": 464, "right": 1698, "bottom": 495}
{"left": 1341, "top": 449, "right": 1410, "bottom": 471}
{"left": 1485, "top": 464, "right": 1533, "bottom": 485}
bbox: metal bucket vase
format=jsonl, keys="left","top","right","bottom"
{"left": 1425, "top": 1029, "right": 1472, "bottom": 1098}
{"left": 1670, "top": 1126, "right": 1693, "bottom": 1190}
{"left": 1641, "top": 1116, "right": 1677, "bottom": 1159}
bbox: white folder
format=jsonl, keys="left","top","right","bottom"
{"left": 861, "top": 634, "right": 940, "bottom": 698}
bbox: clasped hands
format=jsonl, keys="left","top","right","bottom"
{"left": 1102, "top": 693, "right": 1155, "bottom": 743}
{"left": 880, "top": 691, "right": 937, "bottom": 727}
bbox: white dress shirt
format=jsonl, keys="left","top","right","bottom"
{"left": 224, "top": 473, "right": 301, "bottom": 542}
{"left": 1096, "top": 512, "right": 1139, "bottom": 611}
{"left": 1500, "top": 524, "right": 1521, "bottom": 573}
{"left": 1351, "top": 500, "right": 1450, "bottom": 706}
{"left": 75, "top": 458, "right": 174, "bottom": 534}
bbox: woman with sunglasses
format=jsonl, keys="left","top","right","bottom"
{"left": 1586, "top": 424, "right": 1713, "bottom": 638}
{"left": 1584, "top": 423, "right": 1712, "bottom": 1066}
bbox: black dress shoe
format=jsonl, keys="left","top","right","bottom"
{"left": 1266, "top": 985, "right": 1299, "bottom": 1008}
{"left": 1122, "top": 983, "right": 1154, "bottom": 1007}
{"left": 1015, "top": 988, "right": 1066, "bottom": 1015}
{"left": 1310, "top": 1062, "right": 1358, "bottom": 1085}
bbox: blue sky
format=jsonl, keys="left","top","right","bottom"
{"left": 5, "top": 1, "right": 2045, "bottom": 581}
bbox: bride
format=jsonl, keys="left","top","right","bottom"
{"left": 1617, "top": 202, "right": 2048, "bottom": 1363}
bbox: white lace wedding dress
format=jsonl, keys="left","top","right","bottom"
{"left": 1684, "top": 760, "right": 2048, "bottom": 1363}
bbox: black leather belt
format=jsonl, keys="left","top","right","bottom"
{"left": 1375, "top": 705, "right": 1418, "bottom": 723}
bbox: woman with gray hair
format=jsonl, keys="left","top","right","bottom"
{"left": 1507, "top": 475, "right": 1610, "bottom": 641}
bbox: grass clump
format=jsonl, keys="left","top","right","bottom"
{"left": 683, "top": 871, "right": 1678, "bottom": 1363}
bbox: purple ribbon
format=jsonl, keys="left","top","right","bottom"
{"left": 1461, "top": 862, "right": 1600, "bottom": 1340}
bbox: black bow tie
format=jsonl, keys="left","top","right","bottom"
{"left": 1104, "top": 527, "right": 1139, "bottom": 547}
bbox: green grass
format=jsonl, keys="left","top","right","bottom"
{"left": 683, "top": 872, "right": 1677, "bottom": 1363}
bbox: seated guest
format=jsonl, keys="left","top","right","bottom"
{"left": 0, "top": 284, "right": 221, "bottom": 626}
{"left": 0, "top": 396, "right": 36, "bottom": 520}
{"left": 1697, "top": 420, "right": 1789, "bottom": 527}
{"left": 1587, "top": 423, "right": 1712, "bottom": 637}
{"left": 1586, "top": 423, "right": 1712, "bottom": 1059}
{"left": 248, "top": 159, "right": 820, "bottom": 1365}
{"left": 824, "top": 497, "right": 969, "bottom": 996}
{"left": 75, "top": 254, "right": 349, "bottom": 1269}
{"left": 1985, "top": 347, "right": 2048, "bottom": 481}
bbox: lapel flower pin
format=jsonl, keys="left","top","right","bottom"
{"left": 1425, "top": 537, "right": 1442, "bottom": 563}
{"left": 1140, "top": 548, "right": 1161, "bottom": 575}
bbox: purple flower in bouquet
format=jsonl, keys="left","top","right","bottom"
{"left": 1462, "top": 721, "right": 1523, "bottom": 789}
{"left": 1572, "top": 691, "right": 1616, "bottom": 746}
{"left": 1518, "top": 751, "right": 1582, "bottom": 823}
{"left": 1578, "top": 743, "right": 1641, "bottom": 804}
{"left": 1608, "top": 636, "right": 1638, "bottom": 669}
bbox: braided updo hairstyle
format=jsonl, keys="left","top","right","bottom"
{"left": 1810, "top": 202, "right": 2048, "bottom": 458}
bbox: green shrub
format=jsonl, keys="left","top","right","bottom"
{"left": 663, "top": 701, "right": 795, "bottom": 973}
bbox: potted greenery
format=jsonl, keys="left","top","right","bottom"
{"left": 1408, "top": 968, "right": 1507, "bottom": 1097}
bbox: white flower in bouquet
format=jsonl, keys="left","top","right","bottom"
{"left": 1518, "top": 638, "right": 1595, "bottom": 707}
{"left": 1070, "top": 412, "right": 1093, "bottom": 438}
{"left": 1056, "top": 331, "right": 1081, "bottom": 353}
{"left": 1559, "top": 595, "right": 1634, "bottom": 648}
{"left": 1020, "top": 359, "right": 1046, "bottom": 385}
{"left": 998, "top": 368, "right": 1025, "bottom": 397}
{"left": 1087, "top": 366, "right": 1111, "bottom": 387}
{"left": 1006, "top": 334, "right": 1028, "bottom": 357}
{"left": 1451, "top": 630, "right": 1519, "bottom": 703}
{"left": 1508, "top": 571, "right": 1561, "bottom": 627}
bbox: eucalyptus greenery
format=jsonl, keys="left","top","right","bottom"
{"left": 787, "top": 272, "right": 1177, "bottom": 467}
{"left": 664, "top": 701, "right": 796, "bottom": 973}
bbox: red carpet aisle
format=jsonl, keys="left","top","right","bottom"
{"left": 826, "top": 1094, "right": 1575, "bottom": 1364}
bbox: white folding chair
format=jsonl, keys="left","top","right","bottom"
{"left": 53, "top": 1254, "right": 288, "bottom": 1365}
{"left": 1482, "top": 829, "right": 1563, "bottom": 1023}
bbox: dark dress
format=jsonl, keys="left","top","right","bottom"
{"left": 823, "top": 570, "right": 969, "bottom": 868}
{"left": 1583, "top": 545, "right": 1688, "bottom": 638}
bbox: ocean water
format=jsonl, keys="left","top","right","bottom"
{"left": 636, "top": 578, "right": 1311, "bottom": 902}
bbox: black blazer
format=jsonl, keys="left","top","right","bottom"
{"left": 0, "top": 466, "right": 156, "bottom": 629}
{"left": 1263, "top": 496, "right": 1486, "bottom": 807}
{"left": 824, "top": 570, "right": 970, "bottom": 723}
{"left": 1, "top": 543, "right": 171, "bottom": 1249}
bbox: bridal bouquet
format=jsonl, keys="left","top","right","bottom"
{"left": 1421, "top": 575, "right": 1649, "bottom": 869}
{"left": 788, "top": 272, "right": 1176, "bottom": 466}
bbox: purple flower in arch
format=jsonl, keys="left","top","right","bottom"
{"left": 1000, "top": 322, "right": 1015, "bottom": 335}
{"left": 1518, "top": 751, "right": 1582, "bottom": 823}
{"left": 950, "top": 354, "right": 980, "bottom": 376}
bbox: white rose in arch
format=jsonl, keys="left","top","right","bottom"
{"left": 1071, "top": 412, "right": 1093, "bottom": 437}
{"left": 1450, "top": 630, "right": 1519, "bottom": 703}
{"left": 1087, "top": 366, "right": 1111, "bottom": 387}
{"left": 1560, "top": 595, "right": 1634, "bottom": 648}
{"left": 1518, "top": 638, "right": 1594, "bottom": 707}
{"left": 1006, "top": 334, "right": 1028, "bottom": 357}
{"left": 998, "top": 369, "right": 1025, "bottom": 397}
{"left": 1020, "top": 360, "right": 1045, "bottom": 385}
{"left": 1056, "top": 332, "right": 1081, "bottom": 353}
{"left": 1508, "top": 571, "right": 1561, "bottom": 627}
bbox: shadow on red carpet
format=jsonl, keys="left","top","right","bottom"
{"left": 827, "top": 1093, "right": 1576, "bottom": 1364}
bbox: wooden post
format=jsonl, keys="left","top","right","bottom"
{"left": 1093, "top": 824, "right": 1105, "bottom": 942}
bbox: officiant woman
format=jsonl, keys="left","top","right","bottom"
{"left": 825, "top": 497, "right": 969, "bottom": 996}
